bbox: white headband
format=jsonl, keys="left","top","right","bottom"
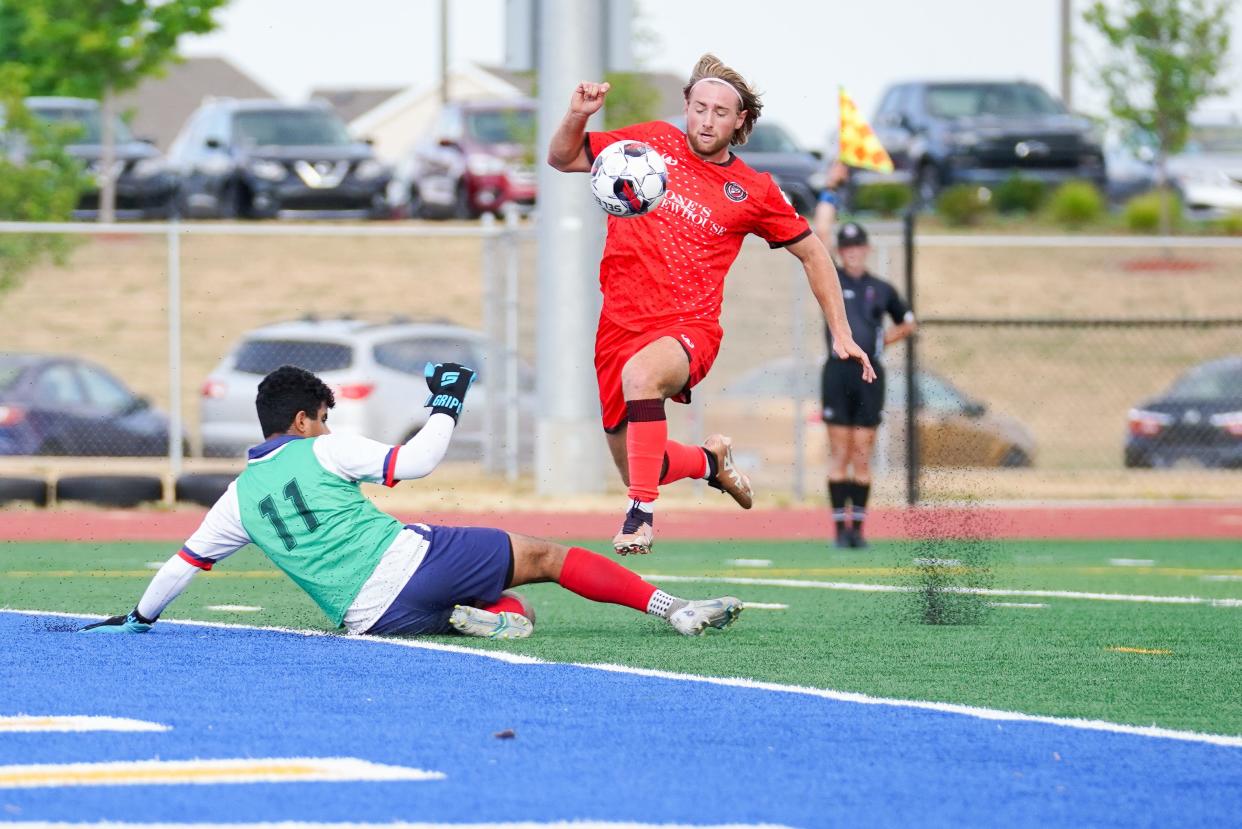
{"left": 690, "top": 76, "right": 744, "bottom": 107}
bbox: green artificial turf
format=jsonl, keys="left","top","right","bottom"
{"left": 4, "top": 538, "right": 1240, "bottom": 735}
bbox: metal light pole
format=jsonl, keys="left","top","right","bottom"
{"left": 533, "top": 0, "right": 608, "bottom": 494}
{"left": 439, "top": 0, "right": 450, "bottom": 104}
{"left": 1060, "top": 0, "right": 1073, "bottom": 109}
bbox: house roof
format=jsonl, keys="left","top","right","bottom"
{"left": 114, "top": 57, "right": 274, "bottom": 150}
{"left": 309, "top": 87, "right": 404, "bottom": 124}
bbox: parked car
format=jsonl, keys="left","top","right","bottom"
{"left": 168, "top": 99, "right": 390, "bottom": 219}
{"left": 0, "top": 354, "right": 180, "bottom": 456}
{"left": 732, "top": 121, "right": 826, "bottom": 215}
{"left": 1125, "top": 355, "right": 1242, "bottom": 469}
{"left": 391, "top": 99, "right": 537, "bottom": 219}
{"left": 200, "top": 317, "right": 533, "bottom": 458}
{"left": 862, "top": 80, "right": 1106, "bottom": 205}
{"left": 722, "top": 357, "right": 1035, "bottom": 468}
{"left": 1168, "top": 117, "right": 1242, "bottom": 212}
{"left": 1105, "top": 115, "right": 1242, "bottom": 211}
{"left": 24, "top": 97, "right": 179, "bottom": 220}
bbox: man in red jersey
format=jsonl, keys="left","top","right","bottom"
{"left": 548, "top": 53, "right": 874, "bottom": 556}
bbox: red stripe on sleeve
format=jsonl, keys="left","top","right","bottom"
{"left": 177, "top": 548, "right": 214, "bottom": 571}
{"left": 383, "top": 446, "right": 400, "bottom": 488}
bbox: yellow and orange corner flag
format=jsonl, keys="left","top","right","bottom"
{"left": 839, "top": 87, "right": 893, "bottom": 173}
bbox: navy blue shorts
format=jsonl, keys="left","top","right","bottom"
{"left": 367, "top": 524, "right": 513, "bottom": 636}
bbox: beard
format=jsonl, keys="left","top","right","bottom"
{"left": 686, "top": 129, "right": 733, "bottom": 158}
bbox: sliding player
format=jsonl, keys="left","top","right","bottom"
{"left": 83, "top": 364, "right": 742, "bottom": 639}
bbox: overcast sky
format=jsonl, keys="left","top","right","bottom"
{"left": 182, "top": 0, "right": 1242, "bottom": 148}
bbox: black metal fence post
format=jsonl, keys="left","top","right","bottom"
{"left": 903, "top": 210, "right": 920, "bottom": 506}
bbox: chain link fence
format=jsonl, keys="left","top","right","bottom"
{"left": 1, "top": 219, "right": 1239, "bottom": 506}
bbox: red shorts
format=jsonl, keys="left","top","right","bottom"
{"left": 594, "top": 313, "right": 723, "bottom": 432}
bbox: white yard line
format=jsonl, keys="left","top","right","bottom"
{"left": 988, "top": 602, "right": 1048, "bottom": 609}
{"left": 725, "top": 559, "right": 773, "bottom": 568}
{"left": 5, "top": 608, "right": 1241, "bottom": 749}
{"left": 204, "top": 605, "right": 263, "bottom": 612}
{"left": 1109, "top": 559, "right": 1156, "bottom": 567}
{"left": 741, "top": 602, "right": 788, "bottom": 610}
{"left": 0, "top": 716, "right": 168, "bottom": 733}
{"left": 638, "top": 574, "right": 1242, "bottom": 607}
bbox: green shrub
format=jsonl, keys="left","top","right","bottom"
{"left": 1045, "top": 180, "right": 1105, "bottom": 228}
{"left": 935, "top": 184, "right": 993, "bottom": 227}
{"left": 852, "top": 182, "right": 913, "bottom": 217}
{"left": 1212, "top": 211, "right": 1242, "bottom": 236}
{"left": 993, "top": 174, "right": 1047, "bottom": 214}
{"left": 1123, "top": 189, "right": 1183, "bottom": 233}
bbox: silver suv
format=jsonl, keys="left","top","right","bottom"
{"left": 200, "top": 317, "right": 531, "bottom": 458}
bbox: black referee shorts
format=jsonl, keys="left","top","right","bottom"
{"left": 821, "top": 359, "right": 885, "bottom": 428}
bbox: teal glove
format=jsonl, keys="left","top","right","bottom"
{"left": 80, "top": 608, "right": 155, "bottom": 633}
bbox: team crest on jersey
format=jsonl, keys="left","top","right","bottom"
{"left": 723, "top": 181, "right": 747, "bottom": 202}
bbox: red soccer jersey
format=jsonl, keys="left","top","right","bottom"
{"left": 586, "top": 120, "right": 812, "bottom": 331}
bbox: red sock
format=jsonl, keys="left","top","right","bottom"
{"left": 559, "top": 546, "right": 657, "bottom": 613}
{"left": 626, "top": 399, "right": 667, "bottom": 503}
{"left": 481, "top": 595, "right": 527, "bottom": 616}
{"left": 660, "top": 440, "right": 708, "bottom": 485}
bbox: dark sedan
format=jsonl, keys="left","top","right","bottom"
{"left": 1125, "top": 356, "right": 1242, "bottom": 469}
{"left": 168, "top": 100, "right": 390, "bottom": 219}
{"left": 0, "top": 355, "right": 178, "bottom": 456}
{"left": 26, "top": 97, "right": 179, "bottom": 220}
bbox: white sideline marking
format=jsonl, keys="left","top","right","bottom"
{"left": 205, "top": 605, "right": 262, "bottom": 612}
{"left": 726, "top": 559, "right": 773, "bottom": 568}
{"left": 742, "top": 602, "right": 788, "bottom": 610}
{"left": 0, "top": 716, "right": 168, "bottom": 733}
{"left": 6, "top": 608, "right": 1241, "bottom": 749}
{"left": 0, "top": 757, "right": 443, "bottom": 789}
{"left": 0, "top": 823, "right": 793, "bottom": 829}
{"left": 144, "top": 562, "right": 164, "bottom": 570}
{"left": 988, "top": 602, "right": 1048, "bottom": 609}
{"left": 638, "top": 574, "right": 1242, "bottom": 607}
{"left": 1202, "top": 575, "right": 1242, "bottom": 582}
{"left": 1110, "top": 558, "right": 1156, "bottom": 567}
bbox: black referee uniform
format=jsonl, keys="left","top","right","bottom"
{"left": 822, "top": 221, "right": 912, "bottom": 548}
{"left": 821, "top": 278, "right": 910, "bottom": 428}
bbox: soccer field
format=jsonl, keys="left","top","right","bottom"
{"left": 3, "top": 537, "right": 1241, "bottom": 827}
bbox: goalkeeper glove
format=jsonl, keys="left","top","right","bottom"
{"left": 80, "top": 607, "right": 156, "bottom": 633}
{"left": 424, "top": 362, "right": 476, "bottom": 423}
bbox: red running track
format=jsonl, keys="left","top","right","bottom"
{"left": 0, "top": 504, "right": 1239, "bottom": 542}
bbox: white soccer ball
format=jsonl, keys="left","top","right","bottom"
{"left": 589, "top": 139, "right": 668, "bottom": 218}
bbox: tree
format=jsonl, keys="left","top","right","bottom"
{"left": 1083, "top": 0, "right": 1233, "bottom": 235}
{"left": 0, "top": 65, "right": 87, "bottom": 295}
{"left": 602, "top": 71, "right": 661, "bottom": 131}
{"left": 1, "top": 0, "right": 227, "bottom": 221}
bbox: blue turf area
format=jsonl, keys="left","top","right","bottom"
{"left": 2, "top": 610, "right": 1240, "bottom": 828}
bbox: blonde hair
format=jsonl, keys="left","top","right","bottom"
{"left": 682, "top": 53, "right": 762, "bottom": 146}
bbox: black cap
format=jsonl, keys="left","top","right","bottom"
{"left": 837, "top": 221, "right": 869, "bottom": 248}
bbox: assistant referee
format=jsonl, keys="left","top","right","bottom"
{"left": 814, "top": 167, "right": 915, "bottom": 547}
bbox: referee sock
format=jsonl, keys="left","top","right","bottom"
{"left": 828, "top": 479, "right": 850, "bottom": 536}
{"left": 558, "top": 546, "right": 664, "bottom": 614}
{"left": 659, "top": 440, "right": 710, "bottom": 485}
{"left": 625, "top": 399, "right": 667, "bottom": 503}
{"left": 850, "top": 479, "right": 871, "bottom": 534}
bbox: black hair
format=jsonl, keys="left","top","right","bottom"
{"left": 255, "top": 365, "right": 335, "bottom": 438}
